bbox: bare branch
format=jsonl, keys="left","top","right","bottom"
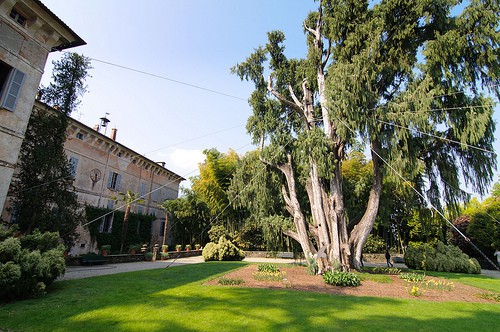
{"left": 283, "top": 229, "right": 301, "bottom": 243}
{"left": 267, "top": 75, "right": 302, "bottom": 111}
{"left": 304, "top": 24, "right": 317, "bottom": 38}
{"left": 288, "top": 84, "right": 303, "bottom": 108}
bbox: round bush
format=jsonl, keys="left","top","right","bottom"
{"left": 202, "top": 237, "right": 245, "bottom": 261}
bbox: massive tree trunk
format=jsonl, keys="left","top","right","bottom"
{"left": 348, "top": 141, "right": 383, "bottom": 270}
{"left": 276, "top": 153, "right": 315, "bottom": 259}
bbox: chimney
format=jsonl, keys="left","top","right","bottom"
{"left": 109, "top": 128, "right": 117, "bottom": 140}
{"left": 93, "top": 124, "right": 100, "bottom": 131}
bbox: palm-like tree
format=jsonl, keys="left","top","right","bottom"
{"left": 117, "top": 190, "right": 144, "bottom": 253}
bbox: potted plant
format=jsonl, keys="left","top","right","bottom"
{"left": 162, "top": 244, "right": 168, "bottom": 253}
{"left": 194, "top": 244, "right": 201, "bottom": 250}
{"left": 160, "top": 252, "right": 169, "bottom": 260}
{"left": 144, "top": 252, "right": 154, "bottom": 261}
{"left": 185, "top": 244, "right": 192, "bottom": 252}
{"left": 100, "top": 245, "right": 111, "bottom": 256}
{"left": 129, "top": 244, "right": 140, "bottom": 255}
{"left": 175, "top": 244, "right": 182, "bottom": 252}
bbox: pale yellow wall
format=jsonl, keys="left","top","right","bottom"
{"left": 61, "top": 105, "right": 184, "bottom": 255}
{"left": 0, "top": 0, "right": 84, "bottom": 211}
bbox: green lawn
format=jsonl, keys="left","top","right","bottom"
{"left": 0, "top": 262, "right": 498, "bottom": 332}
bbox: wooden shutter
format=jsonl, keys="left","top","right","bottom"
{"left": 107, "top": 172, "right": 113, "bottom": 189}
{"left": 115, "top": 174, "right": 121, "bottom": 191}
{"left": 2, "top": 69, "right": 25, "bottom": 111}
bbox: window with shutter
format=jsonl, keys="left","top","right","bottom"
{"left": 1, "top": 66, "right": 25, "bottom": 112}
{"left": 107, "top": 171, "right": 121, "bottom": 191}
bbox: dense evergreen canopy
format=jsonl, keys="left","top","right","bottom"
{"left": 233, "top": 0, "right": 499, "bottom": 270}
{"left": 11, "top": 53, "right": 91, "bottom": 248}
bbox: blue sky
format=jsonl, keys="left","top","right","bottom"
{"left": 40, "top": 0, "right": 317, "bottom": 185}
{"left": 40, "top": 1, "right": 499, "bottom": 197}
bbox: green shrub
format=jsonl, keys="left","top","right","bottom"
{"left": 257, "top": 264, "right": 279, "bottom": 273}
{"left": 371, "top": 266, "right": 401, "bottom": 275}
{"left": 399, "top": 272, "right": 426, "bottom": 282}
{"left": 306, "top": 257, "right": 318, "bottom": 275}
{"left": 202, "top": 237, "right": 245, "bottom": 261}
{"left": 323, "top": 270, "right": 361, "bottom": 287}
{"left": 363, "top": 234, "right": 386, "bottom": 253}
{"left": 19, "top": 230, "right": 61, "bottom": 252}
{"left": 478, "top": 292, "right": 500, "bottom": 302}
{"left": 404, "top": 241, "right": 481, "bottom": 274}
{"left": 0, "top": 232, "right": 65, "bottom": 301}
{"left": 208, "top": 225, "right": 232, "bottom": 242}
{"left": 254, "top": 264, "right": 283, "bottom": 281}
{"left": 253, "top": 270, "right": 286, "bottom": 282}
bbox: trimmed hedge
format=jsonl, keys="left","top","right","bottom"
{"left": 404, "top": 241, "right": 481, "bottom": 274}
{"left": 202, "top": 236, "right": 245, "bottom": 261}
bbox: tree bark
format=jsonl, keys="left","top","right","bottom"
{"left": 349, "top": 141, "right": 383, "bottom": 270}
{"left": 120, "top": 205, "right": 131, "bottom": 254}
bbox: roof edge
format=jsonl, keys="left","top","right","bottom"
{"left": 33, "top": 0, "right": 86, "bottom": 51}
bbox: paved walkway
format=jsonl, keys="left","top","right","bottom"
{"left": 58, "top": 256, "right": 500, "bottom": 280}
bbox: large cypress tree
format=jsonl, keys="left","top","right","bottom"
{"left": 233, "top": 0, "right": 499, "bottom": 271}
{"left": 11, "top": 53, "right": 91, "bottom": 247}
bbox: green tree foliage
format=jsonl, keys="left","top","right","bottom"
{"left": 162, "top": 189, "right": 211, "bottom": 246}
{"left": 12, "top": 107, "right": 82, "bottom": 248}
{"left": 116, "top": 190, "right": 144, "bottom": 253}
{"left": 342, "top": 151, "right": 373, "bottom": 226}
{"left": 233, "top": 0, "right": 499, "bottom": 270}
{"left": 362, "top": 234, "right": 386, "bottom": 253}
{"left": 11, "top": 53, "right": 91, "bottom": 248}
{"left": 451, "top": 179, "right": 500, "bottom": 262}
{"left": 39, "top": 52, "right": 92, "bottom": 115}
{"left": 228, "top": 150, "right": 292, "bottom": 251}
{"left": 192, "top": 149, "right": 239, "bottom": 218}
{"left": 85, "top": 206, "right": 153, "bottom": 252}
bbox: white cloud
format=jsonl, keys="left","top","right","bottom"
{"left": 167, "top": 149, "right": 205, "bottom": 180}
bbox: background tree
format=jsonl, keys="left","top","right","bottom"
{"left": 162, "top": 188, "right": 211, "bottom": 247}
{"left": 233, "top": 0, "right": 499, "bottom": 271}
{"left": 39, "top": 52, "right": 92, "bottom": 115}
{"left": 192, "top": 148, "right": 240, "bottom": 231}
{"left": 228, "top": 150, "right": 292, "bottom": 251}
{"left": 11, "top": 53, "right": 91, "bottom": 248}
{"left": 451, "top": 179, "right": 500, "bottom": 265}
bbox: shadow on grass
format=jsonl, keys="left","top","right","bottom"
{"left": 1, "top": 262, "right": 499, "bottom": 332}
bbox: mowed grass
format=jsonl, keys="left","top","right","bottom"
{"left": 0, "top": 262, "right": 498, "bottom": 332}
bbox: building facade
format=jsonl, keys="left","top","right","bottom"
{"left": 36, "top": 101, "right": 185, "bottom": 255}
{"left": 0, "top": 0, "right": 85, "bottom": 210}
